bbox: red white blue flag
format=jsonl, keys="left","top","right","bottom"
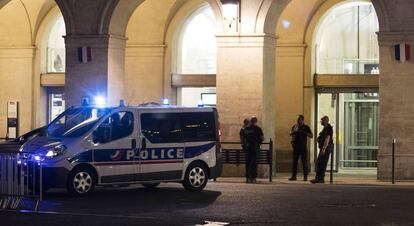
{"left": 78, "top": 46, "right": 92, "bottom": 63}
{"left": 395, "top": 43, "right": 411, "bottom": 62}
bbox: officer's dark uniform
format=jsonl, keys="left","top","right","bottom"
{"left": 290, "top": 124, "right": 312, "bottom": 179}
{"left": 240, "top": 126, "right": 248, "bottom": 181}
{"left": 315, "top": 123, "right": 334, "bottom": 182}
{"left": 243, "top": 125, "right": 264, "bottom": 181}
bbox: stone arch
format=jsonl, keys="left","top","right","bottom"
{"left": 303, "top": 0, "right": 386, "bottom": 45}
{"left": 258, "top": 0, "right": 291, "bottom": 35}
{"left": 164, "top": 0, "right": 218, "bottom": 73}
{"left": 0, "top": 0, "right": 32, "bottom": 45}
{"left": 271, "top": 0, "right": 386, "bottom": 171}
{"left": 0, "top": 0, "right": 61, "bottom": 135}
{"left": 34, "top": 5, "right": 63, "bottom": 73}
{"left": 121, "top": 0, "right": 223, "bottom": 105}
{"left": 273, "top": 0, "right": 388, "bottom": 45}
{"left": 108, "top": 0, "right": 222, "bottom": 38}
{"left": 165, "top": 0, "right": 223, "bottom": 37}
{"left": 108, "top": 0, "right": 145, "bottom": 36}
{"left": 53, "top": 0, "right": 74, "bottom": 34}
{"left": 371, "top": 0, "right": 389, "bottom": 31}
{"left": 55, "top": 0, "right": 124, "bottom": 35}
{"left": 0, "top": 0, "right": 11, "bottom": 9}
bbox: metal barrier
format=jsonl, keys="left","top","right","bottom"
{"left": 219, "top": 140, "right": 273, "bottom": 182}
{"left": 0, "top": 151, "right": 42, "bottom": 211}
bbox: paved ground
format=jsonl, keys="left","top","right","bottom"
{"left": 1, "top": 177, "right": 414, "bottom": 226}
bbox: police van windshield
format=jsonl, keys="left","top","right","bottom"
{"left": 47, "top": 107, "right": 112, "bottom": 138}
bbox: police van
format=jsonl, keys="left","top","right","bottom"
{"left": 19, "top": 103, "right": 222, "bottom": 195}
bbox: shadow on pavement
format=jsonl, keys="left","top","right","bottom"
{"left": 40, "top": 184, "right": 222, "bottom": 215}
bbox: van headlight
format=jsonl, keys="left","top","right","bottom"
{"left": 46, "top": 144, "right": 67, "bottom": 158}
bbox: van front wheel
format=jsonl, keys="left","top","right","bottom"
{"left": 183, "top": 163, "right": 208, "bottom": 192}
{"left": 67, "top": 167, "right": 96, "bottom": 195}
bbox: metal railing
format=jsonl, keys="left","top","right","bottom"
{"left": 0, "top": 151, "right": 42, "bottom": 211}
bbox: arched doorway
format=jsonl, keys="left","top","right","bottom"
{"left": 313, "top": 0, "right": 380, "bottom": 173}
{"left": 44, "top": 15, "right": 66, "bottom": 122}
{"left": 174, "top": 4, "right": 217, "bottom": 107}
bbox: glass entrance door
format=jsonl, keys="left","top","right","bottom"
{"left": 316, "top": 92, "right": 379, "bottom": 172}
{"left": 343, "top": 94, "right": 379, "bottom": 169}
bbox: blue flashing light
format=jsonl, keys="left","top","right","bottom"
{"left": 94, "top": 96, "right": 106, "bottom": 106}
{"left": 163, "top": 99, "right": 169, "bottom": 105}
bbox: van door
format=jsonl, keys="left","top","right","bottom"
{"left": 91, "top": 111, "right": 137, "bottom": 184}
{"left": 181, "top": 111, "right": 217, "bottom": 165}
{"left": 138, "top": 111, "right": 184, "bottom": 182}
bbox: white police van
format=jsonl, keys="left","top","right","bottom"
{"left": 19, "top": 103, "right": 222, "bottom": 195}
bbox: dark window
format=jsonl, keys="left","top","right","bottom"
{"left": 96, "top": 111, "right": 134, "bottom": 143}
{"left": 141, "top": 113, "right": 182, "bottom": 143}
{"left": 181, "top": 112, "right": 216, "bottom": 142}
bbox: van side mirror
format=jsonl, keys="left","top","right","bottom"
{"left": 18, "top": 136, "right": 26, "bottom": 144}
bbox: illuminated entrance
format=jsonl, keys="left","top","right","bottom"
{"left": 316, "top": 92, "right": 378, "bottom": 171}
{"left": 174, "top": 5, "right": 217, "bottom": 107}
{"left": 313, "top": 1, "right": 379, "bottom": 172}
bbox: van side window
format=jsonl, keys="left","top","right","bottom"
{"left": 181, "top": 112, "right": 216, "bottom": 142}
{"left": 96, "top": 111, "right": 134, "bottom": 143}
{"left": 141, "top": 113, "right": 182, "bottom": 143}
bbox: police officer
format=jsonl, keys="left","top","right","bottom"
{"left": 243, "top": 117, "right": 264, "bottom": 184}
{"left": 240, "top": 118, "right": 250, "bottom": 183}
{"left": 311, "top": 116, "right": 334, "bottom": 184}
{"left": 289, "top": 115, "right": 313, "bottom": 181}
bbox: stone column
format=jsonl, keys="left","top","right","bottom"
{"left": 274, "top": 43, "right": 308, "bottom": 172}
{"left": 216, "top": 34, "right": 276, "bottom": 176}
{"left": 64, "top": 35, "right": 126, "bottom": 107}
{"left": 216, "top": 34, "right": 277, "bottom": 141}
{"left": 377, "top": 32, "right": 414, "bottom": 180}
{"left": 125, "top": 44, "right": 166, "bottom": 105}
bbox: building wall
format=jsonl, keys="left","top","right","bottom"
{"left": 2, "top": 0, "right": 414, "bottom": 180}
{"left": 378, "top": 33, "right": 414, "bottom": 180}
{"left": 124, "top": 0, "right": 176, "bottom": 105}
{"left": 0, "top": 1, "right": 35, "bottom": 137}
{"left": 274, "top": 44, "right": 306, "bottom": 171}
{"left": 0, "top": 0, "right": 57, "bottom": 137}
{"left": 274, "top": 0, "right": 320, "bottom": 172}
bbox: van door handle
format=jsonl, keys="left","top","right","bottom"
{"left": 131, "top": 139, "right": 137, "bottom": 149}
{"left": 142, "top": 138, "right": 146, "bottom": 150}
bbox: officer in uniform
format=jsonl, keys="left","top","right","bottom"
{"left": 311, "top": 115, "right": 334, "bottom": 184}
{"left": 240, "top": 118, "right": 250, "bottom": 183}
{"left": 243, "top": 117, "right": 264, "bottom": 183}
{"left": 289, "top": 115, "right": 313, "bottom": 181}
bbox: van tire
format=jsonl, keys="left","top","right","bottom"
{"left": 182, "top": 163, "right": 208, "bottom": 192}
{"left": 67, "top": 167, "right": 96, "bottom": 196}
{"left": 142, "top": 183, "right": 160, "bottom": 189}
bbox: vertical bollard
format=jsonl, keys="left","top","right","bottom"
{"left": 330, "top": 148, "right": 334, "bottom": 184}
{"left": 269, "top": 139, "right": 273, "bottom": 182}
{"left": 392, "top": 138, "right": 396, "bottom": 184}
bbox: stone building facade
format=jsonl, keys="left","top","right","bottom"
{"left": 0, "top": 0, "right": 413, "bottom": 179}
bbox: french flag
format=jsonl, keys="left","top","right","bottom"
{"left": 395, "top": 43, "right": 411, "bottom": 62}
{"left": 78, "top": 46, "right": 92, "bottom": 63}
